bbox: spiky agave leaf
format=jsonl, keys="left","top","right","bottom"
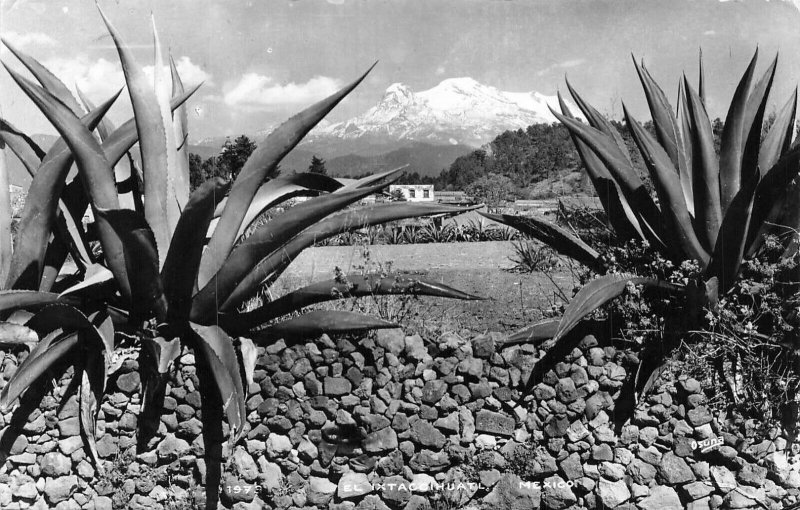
{"left": 191, "top": 179, "right": 396, "bottom": 322}
{"left": 209, "top": 172, "right": 344, "bottom": 240}
{"left": 254, "top": 310, "right": 398, "bottom": 341}
{"left": 500, "top": 318, "right": 560, "bottom": 346}
{"left": 225, "top": 273, "right": 482, "bottom": 333}
{"left": 759, "top": 89, "right": 797, "bottom": 177}
{"left": 0, "top": 139, "right": 10, "bottom": 284}
{"left": 718, "top": 50, "right": 759, "bottom": 213}
{"left": 676, "top": 80, "right": 695, "bottom": 214}
{"left": 623, "top": 105, "right": 709, "bottom": 266}
{"left": 220, "top": 202, "right": 476, "bottom": 311}
{"left": 479, "top": 211, "right": 602, "bottom": 271}
{"left": 4, "top": 83, "right": 120, "bottom": 290}
{"left": 552, "top": 274, "right": 682, "bottom": 343}
{"left": 162, "top": 178, "right": 230, "bottom": 322}
{"left": 1, "top": 39, "right": 84, "bottom": 115}
{"left": 98, "top": 5, "right": 171, "bottom": 263}
{"left": 95, "top": 209, "right": 167, "bottom": 323}
{"left": 169, "top": 54, "right": 191, "bottom": 213}
{"left": 740, "top": 55, "right": 777, "bottom": 184}
{"left": 549, "top": 108, "right": 669, "bottom": 252}
{"left": 557, "top": 92, "right": 644, "bottom": 243}
{"left": 238, "top": 337, "right": 258, "bottom": 389}
{"left": 683, "top": 78, "right": 722, "bottom": 250}
{"left": 0, "top": 304, "right": 113, "bottom": 411}
{"left": 1, "top": 66, "right": 131, "bottom": 300}
{"left": 152, "top": 16, "right": 184, "bottom": 236}
{"left": 190, "top": 323, "right": 246, "bottom": 445}
{"left": 0, "top": 118, "right": 45, "bottom": 174}
{"left": 198, "top": 63, "right": 377, "bottom": 289}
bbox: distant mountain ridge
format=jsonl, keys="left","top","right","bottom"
{"left": 306, "top": 77, "right": 563, "bottom": 148}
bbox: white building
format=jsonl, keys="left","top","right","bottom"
{"left": 388, "top": 184, "right": 435, "bottom": 202}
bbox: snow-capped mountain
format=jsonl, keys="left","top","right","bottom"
{"left": 308, "top": 77, "right": 564, "bottom": 148}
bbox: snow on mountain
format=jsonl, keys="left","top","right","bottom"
{"left": 309, "top": 77, "right": 565, "bottom": 147}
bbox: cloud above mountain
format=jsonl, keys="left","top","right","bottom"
{"left": 220, "top": 74, "right": 343, "bottom": 110}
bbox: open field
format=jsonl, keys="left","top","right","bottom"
{"left": 274, "top": 241, "right": 578, "bottom": 332}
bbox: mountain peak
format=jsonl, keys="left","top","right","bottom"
{"left": 310, "top": 77, "right": 565, "bottom": 147}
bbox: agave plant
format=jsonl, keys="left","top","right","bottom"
{"left": 0, "top": 7, "right": 479, "bottom": 503}
{"left": 489, "top": 51, "right": 800, "bottom": 408}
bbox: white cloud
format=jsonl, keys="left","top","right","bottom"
{"left": 1, "top": 30, "right": 56, "bottom": 48}
{"left": 536, "top": 58, "right": 586, "bottom": 77}
{"left": 39, "top": 54, "right": 213, "bottom": 103}
{"left": 221, "top": 73, "right": 343, "bottom": 109}
{"left": 435, "top": 66, "right": 446, "bottom": 76}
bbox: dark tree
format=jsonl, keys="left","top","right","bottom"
{"left": 308, "top": 155, "right": 327, "bottom": 175}
{"left": 218, "top": 135, "right": 257, "bottom": 181}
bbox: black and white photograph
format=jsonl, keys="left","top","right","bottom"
{"left": 1, "top": 0, "right": 800, "bottom": 508}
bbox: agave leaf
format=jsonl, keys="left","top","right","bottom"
{"left": 0, "top": 142, "right": 10, "bottom": 284}
{"left": 549, "top": 108, "right": 667, "bottom": 245}
{"left": 198, "top": 63, "right": 376, "bottom": 289}
{"left": 190, "top": 322, "right": 246, "bottom": 444}
{"left": 557, "top": 92, "right": 645, "bottom": 242}
{"left": 479, "top": 212, "right": 602, "bottom": 270}
{"left": 504, "top": 318, "right": 560, "bottom": 346}
{"left": 565, "top": 78, "right": 632, "bottom": 165}
{"left": 169, "top": 54, "right": 191, "bottom": 213}
{"left": 0, "top": 330, "right": 78, "bottom": 411}
{"left": 745, "top": 145, "right": 800, "bottom": 255}
{"left": 95, "top": 209, "right": 167, "bottom": 323}
{"left": 633, "top": 58, "right": 687, "bottom": 179}
{"left": 624, "top": 105, "right": 709, "bottom": 265}
{"left": 683, "top": 78, "right": 722, "bottom": 250}
{"left": 553, "top": 274, "right": 681, "bottom": 343}
{"left": 719, "top": 50, "right": 759, "bottom": 212}
{"left": 238, "top": 337, "right": 257, "bottom": 390}
{"left": 699, "top": 48, "right": 707, "bottom": 105}
{"left": 336, "top": 166, "right": 409, "bottom": 192}
{"left": 759, "top": 89, "right": 797, "bottom": 177}
{"left": 138, "top": 335, "right": 179, "bottom": 446}
{"left": 676, "top": 81, "right": 695, "bottom": 215}
{"left": 192, "top": 180, "right": 395, "bottom": 322}
{"left": 221, "top": 203, "right": 476, "bottom": 311}
{"left": 5, "top": 86, "right": 120, "bottom": 289}
{"left": 1, "top": 39, "right": 83, "bottom": 115}
{"left": 39, "top": 86, "right": 200, "bottom": 287}
{"left": 0, "top": 118, "right": 45, "bottom": 174}
{"left": 142, "top": 336, "right": 181, "bottom": 375}
{"left": 0, "top": 290, "right": 66, "bottom": 316}
{"left": 210, "top": 173, "right": 344, "bottom": 239}
{"left": 98, "top": 5, "right": 171, "bottom": 263}
{"left": 0, "top": 322, "right": 38, "bottom": 349}
{"left": 78, "top": 348, "right": 105, "bottom": 473}
{"left": 1, "top": 65, "right": 131, "bottom": 299}
{"left": 75, "top": 85, "right": 116, "bottom": 141}
{"left": 152, "top": 16, "right": 183, "bottom": 236}
{"left": 705, "top": 172, "right": 761, "bottom": 293}
{"left": 254, "top": 310, "right": 398, "bottom": 341}
{"left": 741, "top": 55, "right": 777, "bottom": 184}
{"left": 163, "top": 178, "right": 230, "bottom": 322}
{"left": 227, "top": 273, "right": 482, "bottom": 332}
{"left": 57, "top": 265, "right": 114, "bottom": 299}
{"left": 24, "top": 304, "right": 115, "bottom": 356}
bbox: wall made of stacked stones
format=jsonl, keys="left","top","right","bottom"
{"left": 0, "top": 328, "right": 798, "bottom": 510}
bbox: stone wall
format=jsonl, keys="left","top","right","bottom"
{"left": 1, "top": 328, "right": 800, "bottom": 509}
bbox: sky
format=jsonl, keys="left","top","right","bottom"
{"left": 2, "top": 0, "right": 800, "bottom": 142}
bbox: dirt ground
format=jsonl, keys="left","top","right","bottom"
{"left": 274, "top": 241, "right": 578, "bottom": 334}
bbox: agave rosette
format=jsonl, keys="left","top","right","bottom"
{"left": 0, "top": 7, "right": 479, "bottom": 493}
{"left": 489, "top": 51, "right": 800, "bottom": 404}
